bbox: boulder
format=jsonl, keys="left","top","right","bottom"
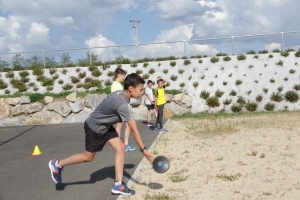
{"left": 0, "top": 98, "right": 6, "bottom": 105}
{"left": 5, "top": 97, "right": 20, "bottom": 106}
{"left": 66, "top": 92, "right": 77, "bottom": 102}
{"left": 20, "top": 96, "right": 31, "bottom": 104}
{"left": 165, "top": 94, "right": 173, "bottom": 103}
{"left": 63, "top": 112, "right": 91, "bottom": 123}
{"left": 28, "top": 111, "right": 64, "bottom": 124}
{"left": 12, "top": 102, "right": 44, "bottom": 117}
{"left": 44, "top": 96, "right": 54, "bottom": 104}
{"left": 0, "top": 117, "right": 27, "bottom": 126}
{"left": 164, "top": 108, "right": 174, "bottom": 119}
{"left": 172, "top": 94, "right": 192, "bottom": 109}
{"left": 45, "top": 101, "right": 72, "bottom": 117}
{"left": 130, "top": 95, "right": 145, "bottom": 107}
{"left": 164, "top": 102, "right": 190, "bottom": 116}
{"left": 72, "top": 99, "right": 84, "bottom": 113}
{"left": 131, "top": 105, "right": 148, "bottom": 120}
{"left": 84, "top": 94, "right": 107, "bottom": 110}
{"left": 0, "top": 105, "right": 12, "bottom": 120}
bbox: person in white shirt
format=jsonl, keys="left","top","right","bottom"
{"left": 145, "top": 80, "right": 157, "bottom": 126}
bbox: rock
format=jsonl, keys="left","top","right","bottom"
{"left": 0, "top": 117, "right": 27, "bottom": 126}
{"left": 164, "top": 102, "right": 190, "bottom": 116}
{"left": 84, "top": 94, "right": 107, "bottom": 110}
{"left": 0, "top": 98, "right": 6, "bottom": 105}
{"left": 45, "top": 101, "right": 72, "bottom": 117}
{"left": 44, "top": 96, "right": 54, "bottom": 104}
{"left": 20, "top": 96, "right": 31, "bottom": 104}
{"left": 164, "top": 108, "right": 174, "bottom": 119}
{"left": 172, "top": 94, "right": 193, "bottom": 109}
{"left": 28, "top": 111, "right": 64, "bottom": 124}
{"left": 165, "top": 94, "right": 173, "bottom": 103}
{"left": 5, "top": 97, "right": 21, "bottom": 106}
{"left": 0, "top": 105, "right": 12, "bottom": 120}
{"left": 191, "top": 98, "right": 207, "bottom": 113}
{"left": 12, "top": 102, "right": 44, "bottom": 117}
{"left": 66, "top": 92, "right": 77, "bottom": 102}
{"left": 72, "top": 99, "right": 84, "bottom": 113}
{"left": 131, "top": 105, "right": 147, "bottom": 120}
{"left": 130, "top": 95, "right": 145, "bottom": 107}
{"left": 63, "top": 112, "right": 91, "bottom": 123}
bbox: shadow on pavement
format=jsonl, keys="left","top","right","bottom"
{"left": 0, "top": 125, "right": 37, "bottom": 147}
{"left": 55, "top": 164, "right": 136, "bottom": 191}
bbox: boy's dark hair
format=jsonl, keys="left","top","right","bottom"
{"left": 147, "top": 80, "right": 153, "bottom": 84}
{"left": 157, "top": 79, "right": 163, "bottom": 84}
{"left": 114, "top": 68, "right": 126, "bottom": 78}
{"left": 124, "top": 73, "right": 145, "bottom": 90}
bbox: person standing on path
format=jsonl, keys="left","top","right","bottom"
{"left": 145, "top": 80, "right": 157, "bottom": 127}
{"left": 111, "top": 68, "right": 136, "bottom": 152}
{"left": 154, "top": 77, "right": 168, "bottom": 133}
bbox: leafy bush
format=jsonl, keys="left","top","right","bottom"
{"left": 210, "top": 57, "right": 219, "bottom": 63}
{"left": 223, "top": 56, "right": 231, "bottom": 61}
{"left": 184, "top": 59, "right": 191, "bottom": 66}
{"left": 29, "top": 93, "right": 44, "bottom": 102}
{"left": 209, "top": 81, "right": 214, "bottom": 86}
{"left": 179, "top": 82, "right": 185, "bottom": 88}
{"left": 5, "top": 71, "right": 15, "bottom": 78}
{"left": 281, "top": 51, "right": 289, "bottom": 57}
{"left": 258, "top": 50, "right": 268, "bottom": 54}
{"left": 181, "top": 56, "right": 188, "bottom": 59}
{"left": 270, "top": 78, "right": 275, "bottom": 83}
{"left": 76, "top": 68, "right": 81, "bottom": 72}
{"left": 149, "top": 68, "right": 155, "bottom": 74}
{"left": 269, "top": 54, "right": 273, "bottom": 58}
{"left": 163, "top": 69, "right": 168, "bottom": 74}
{"left": 263, "top": 88, "right": 268, "bottom": 94}
{"left": 248, "top": 65, "right": 254, "bottom": 69}
{"left": 62, "top": 84, "right": 73, "bottom": 90}
{"left": 171, "top": 75, "right": 178, "bottom": 81}
{"left": 142, "top": 74, "right": 149, "bottom": 79}
{"left": 284, "top": 91, "right": 299, "bottom": 103}
{"left": 229, "top": 90, "right": 237, "bottom": 96}
{"left": 223, "top": 99, "right": 232, "bottom": 105}
{"left": 33, "top": 87, "right": 39, "bottom": 91}
{"left": 42, "top": 78, "right": 54, "bottom": 87}
{"left": 5, "top": 89, "right": 10, "bottom": 94}
{"left": 143, "top": 63, "right": 149, "bottom": 68}
{"left": 198, "top": 59, "right": 203, "bottom": 64}
{"left": 58, "top": 79, "right": 64, "bottom": 84}
{"left": 92, "top": 69, "right": 102, "bottom": 77}
{"left": 136, "top": 69, "right": 143, "bottom": 75}
{"left": 62, "top": 69, "right": 68, "bottom": 74}
{"left": 289, "top": 69, "right": 296, "bottom": 74}
{"left": 247, "top": 50, "right": 256, "bottom": 54}
{"left": 71, "top": 76, "right": 80, "bottom": 84}
{"left": 228, "top": 73, "right": 232, "bottom": 77}
{"left": 170, "top": 61, "right": 176, "bottom": 67}
{"left": 0, "top": 80, "right": 8, "bottom": 89}
{"left": 223, "top": 81, "right": 227, "bottom": 85}
{"left": 276, "top": 60, "right": 283, "bottom": 66}
{"left": 32, "top": 68, "right": 44, "bottom": 76}
{"left": 235, "top": 79, "right": 243, "bottom": 85}
{"left": 231, "top": 104, "right": 242, "bottom": 112}
{"left": 254, "top": 55, "right": 259, "bottom": 59}
{"left": 104, "top": 79, "right": 112, "bottom": 86}
{"left": 284, "top": 77, "right": 289, "bottom": 81}
{"left": 293, "top": 84, "right": 300, "bottom": 91}
{"left": 295, "top": 49, "right": 300, "bottom": 57}
{"left": 49, "top": 68, "right": 56, "bottom": 75}
{"left": 215, "top": 90, "right": 224, "bottom": 98}
{"left": 270, "top": 92, "right": 283, "bottom": 102}
{"left": 76, "top": 83, "right": 83, "bottom": 88}
{"left": 237, "top": 96, "right": 246, "bottom": 105}
{"left": 201, "top": 75, "right": 205, "bottom": 79}
{"left": 206, "top": 96, "right": 220, "bottom": 108}
{"left": 277, "top": 86, "right": 283, "bottom": 92}
{"left": 256, "top": 95, "right": 263, "bottom": 102}
{"left": 286, "top": 48, "right": 295, "bottom": 52}
{"left": 28, "top": 82, "right": 36, "bottom": 87}
{"left": 83, "top": 79, "right": 102, "bottom": 89}
{"left": 200, "top": 90, "right": 210, "bottom": 99}
{"left": 178, "top": 69, "right": 185, "bottom": 74}
{"left": 216, "top": 52, "right": 227, "bottom": 56}
{"left": 21, "top": 77, "right": 30, "bottom": 83}
{"left": 237, "top": 54, "right": 246, "bottom": 60}
{"left": 78, "top": 72, "right": 86, "bottom": 79}
{"left": 46, "top": 86, "right": 53, "bottom": 91}
{"left": 264, "top": 102, "right": 275, "bottom": 111}
{"left": 273, "top": 48, "right": 281, "bottom": 53}
{"left": 193, "top": 82, "right": 199, "bottom": 89}
{"left": 19, "top": 71, "right": 29, "bottom": 78}
{"left": 190, "top": 54, "right": 202, "bottom": 58}
{"left": 88, "top": 66, "right": 97, "bottom": 72}
{"left": 245, "top": 102, "right": 258, "bottom": 112}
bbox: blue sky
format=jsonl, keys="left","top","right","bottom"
{"left": 0, "top": 0, "right": 299, "bottom": 62}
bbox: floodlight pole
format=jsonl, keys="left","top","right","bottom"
{"left": 281, "top": 32, "right": 284, "bottom": 52}
{"left": 130, "top": 20, "right": 141, "bottom": 60}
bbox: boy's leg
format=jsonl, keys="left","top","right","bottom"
{"left": 158, "top": 105, "right": 164, "bottom": 129}
{"left": 124, "top": 123, "right": 136, "bottom": 151}
{"left": 58, "top": 151, "right": 95, "bottom": 167}
{"left": 147, "top": 109, "right": 151, "bottom": 123}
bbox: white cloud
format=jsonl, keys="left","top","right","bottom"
{"left": 265, "top": 43, "right": 281, "bottom": 51}
{"left": 25, "top": 22, "right": 50, "bottom": 46}
{"left": 49, "top": 16, "right": 79, "bottom": 30}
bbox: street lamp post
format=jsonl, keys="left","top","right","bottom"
{"left": 130, "top": 20, "right": 141, "bottom": 60}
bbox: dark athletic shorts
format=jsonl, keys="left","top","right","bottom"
{"left": 146, "top": 102, "right": 155, "bottom": 110}
{"left": 84, "top": 122, "right": 119, "bottom": 152}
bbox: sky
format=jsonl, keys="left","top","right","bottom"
{"left": 0, "top": 0, "right": 300, "bottom": 63}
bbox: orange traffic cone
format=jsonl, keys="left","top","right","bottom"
{"left": 32, "top": 145, "right": 42, "bottom": 156}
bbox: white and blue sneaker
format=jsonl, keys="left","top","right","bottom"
{"left": 48, "top": 159, "right": 63, "bottom": 183}
{"left": 125, "top": 143, "right": 136, "bottom": 152}
{"left": 111, "top": 181, "right": 135, "bottom": 195}
{"left": 154, "top": 128, "right": 160, "bottom": 132}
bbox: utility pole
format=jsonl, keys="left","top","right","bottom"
{"left": 130, "top": 20, "right": 141, "bottom": 60}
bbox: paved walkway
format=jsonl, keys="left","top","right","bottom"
{"left": 0, "top": 120, "right": 164, "bottom": 200}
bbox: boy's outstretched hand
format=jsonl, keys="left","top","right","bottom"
{"left": 143, "top": 150, "right": 154, "bottom": 163}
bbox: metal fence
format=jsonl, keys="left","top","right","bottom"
{"left": 0, "top": 30, "right": 299, "bottom": 69}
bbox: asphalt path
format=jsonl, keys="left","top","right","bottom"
{"left": 0, "top": 120, "right": 164, "bottom": 200}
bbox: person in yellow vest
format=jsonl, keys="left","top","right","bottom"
{"left": 154, "top": 77, "right": 168, "bottom": 133}
{"left": 111, "top": 68, "right": 136, "bottom": 151}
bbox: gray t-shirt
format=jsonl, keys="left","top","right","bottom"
{"left": 85, "top": 90, "right": 134, "bottom": 133}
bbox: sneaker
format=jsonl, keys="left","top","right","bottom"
{"left": 111, "top": 181, "right": 135, "bottom": 195}
{"left": 159, "top": 128, "right": 168, "bottom": 133}
{"left": 146, "top": 122, "right": 152, "bottom": 126}
{"left": 48, "top": 159, "right": 63, "bottom": 183}
{"left": 125, "top": 143, "right": 136, "bottom": 152}
{"left": 154, "top": 128, "right": 160, "bottom": 132}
